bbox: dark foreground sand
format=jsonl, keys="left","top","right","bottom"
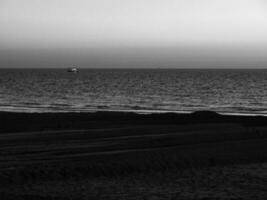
{"left": 0, "top": 111, "right": 267, "bottom": 199}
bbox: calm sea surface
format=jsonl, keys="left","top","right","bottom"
{"left": 0, "top": 69, "right": 267, "bottom": 115}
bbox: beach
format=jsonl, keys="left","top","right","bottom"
{"left": 1, "top": 0, "right": 267, "bottom": 198}
{"left": 0, "top": 111, "right": 267, "bottom": 199}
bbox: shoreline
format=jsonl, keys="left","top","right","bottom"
{"left": 0, "top": 108, "right": 266, "bottom": 116}
{"left": 1, "top": 110, "right": 267, "bottom": 133}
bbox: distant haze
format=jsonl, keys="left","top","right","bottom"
{"left": 1, "top": 0, "right": 267, "bottom": 68}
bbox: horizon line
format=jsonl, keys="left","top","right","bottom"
{"left": 1, "top": 67, "right": 267, "bottom": 70}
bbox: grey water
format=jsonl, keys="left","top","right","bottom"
{"left": 0, "top": 68, "right": 267, "bottom": 115}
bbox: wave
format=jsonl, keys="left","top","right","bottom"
{"left": 1, "top": 103, "right": 267, "bottom": 117}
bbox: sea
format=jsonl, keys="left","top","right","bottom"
{"left": 0, "top": 68, "right": 267, "bottom": 115}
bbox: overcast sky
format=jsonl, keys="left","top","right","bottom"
{"left": 1, "top": 0, "right": 267, "bottom": 68}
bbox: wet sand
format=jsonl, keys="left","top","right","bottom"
{"left": 0, "top": 111, "right": 267, "bottom": 199}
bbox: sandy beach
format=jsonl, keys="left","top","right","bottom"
{"left": 0, "top": 111, "right": 267, "bottom": 199}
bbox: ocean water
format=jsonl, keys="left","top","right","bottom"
{"left": 0, "top": 68, "right": 267, "bottom": 115}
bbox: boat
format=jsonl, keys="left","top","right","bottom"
{"left": 67, "top": 67, "right": 78, "bottom": 73}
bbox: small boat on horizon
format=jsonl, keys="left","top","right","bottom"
{"left": 67, "top": 67, "right": 78, "bottom": 73}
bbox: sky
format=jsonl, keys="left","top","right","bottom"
{"left": 1, "top": 0, "right": 267, "bottom": 68}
